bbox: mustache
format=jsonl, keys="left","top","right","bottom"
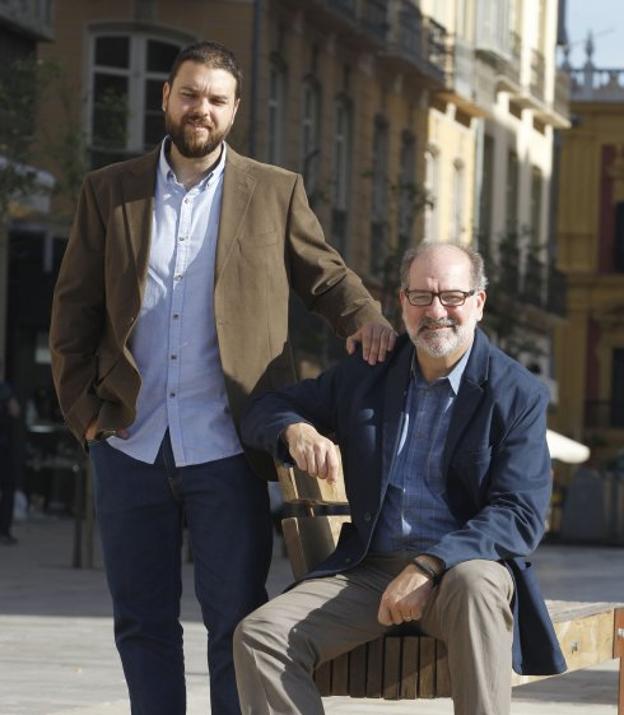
{"left": 183, "top": 115, "right": 213, "bottom": 129}
{"left": 418, "top": 317, "right": 457, "bottom": 333}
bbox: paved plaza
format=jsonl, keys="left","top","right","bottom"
{"left": 0, "top": 515, "right": 622, "bottom": 714}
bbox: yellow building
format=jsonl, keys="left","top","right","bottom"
{"left": 556, "top": 38, "right": 624, "bottom": 464}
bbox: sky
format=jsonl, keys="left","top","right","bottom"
{"left": 566, "top": 0, "right": 623, "bottom": 67}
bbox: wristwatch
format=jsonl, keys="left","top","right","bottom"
{"left": 413, "top": 557, "right": 444, "bottom": 586}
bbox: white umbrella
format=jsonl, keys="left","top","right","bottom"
{"left": 546, "top": 429, "right": 590, "bottom": 464}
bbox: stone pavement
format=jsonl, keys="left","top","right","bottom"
{"left": 0, "top": 515, "right": 622, "bottom": 714}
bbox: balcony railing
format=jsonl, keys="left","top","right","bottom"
{"left": 0, "top": 0, "right": 54, "bottom": 40}
{"left": 327, "top": 0, "right": 357, "bottom": 19}
{"left": 384, "top": 1, "right": 447, "bottom": 82}
{"left": 392, "top": 0, "right": 423, "bottom": 61}
{"left": 424, "top": 16, "right": 448, "bottom": 75}
{"left": 530, "top": 49, "right": 546, "bottom": 101}
{"left": 569, "top": 66, "right": 624, "bottom": 103}
{"left": 360, "top": 0, "right": 388, "bottom": 42}
{"left": 585, "top": 401, "right": 624, "bottom": 429}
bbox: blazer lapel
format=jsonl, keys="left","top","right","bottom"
{"left": 120, "top": 149, "right": 159, "bottom": 303}
{"left": 442, "top": 329, "right": 490, "bottom": 473}
{"left": 381, "top": 340, "right": 413, "bottom": 481}
{"left": 215, "top": 148, "right": 257, "bottom": 285}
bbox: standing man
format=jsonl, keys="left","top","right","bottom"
{"left": 235, "top": 242, "right": 566, "bottom": 715}
{"left": 50, "top": 41, "right": 394, "bottom": 715}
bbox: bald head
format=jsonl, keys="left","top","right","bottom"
{"left": 400, "top": 242, "right": 487, "bottom": 292}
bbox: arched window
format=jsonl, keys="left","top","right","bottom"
{"left": 88, "top": 29, "right": 187, "bottom": 167}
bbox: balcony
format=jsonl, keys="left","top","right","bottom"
{"left": 569, "top": 66, "right": 624, "bottom": 103}
{"left": 0, "top": 0, "right": 54, "bottom": 41}
{"left": 585, "top": 401, "right": 624, "bottom": 429}
{"left": 360, "top": 0, "right": 388, "bottom": 43}
{"left": 384, "top": 1, "right": 447, "bottom": 85}
{"left": 530, "top": 49, "right": 546, "bottom": 101}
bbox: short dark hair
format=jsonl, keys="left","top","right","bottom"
{"left": 168, "top": 41, "right": 243, "bottom": 99}
{"left": 400, "top": 241, "right": 488, "bottom": 291}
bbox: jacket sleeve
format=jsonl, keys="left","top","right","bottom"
{"left": 49, "top": 175, "right": 106, "bottom": 443}
{"left": 285, "top": 175, "right": 391, "bottom": 338}
{"left": 240, "top": 357, "right": 348, "bottom": 463}
{"left": 425, "top": 385, "right": 552, "bottom": 569}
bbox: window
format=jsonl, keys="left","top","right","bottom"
{"left": 90, "top": 33, "right": 182, "bottom": 167}
{"left": 398, "top": 132, "right": 416, "bottom": 253}
{"left": 268, "top": 56, "right": 287, "bottom": 166}
{"left": 505, "top": 149, "right": 519, "bottom": 232}
{"left": 424, "top": 148, "right": 439, "bottom": 242}
{"left": 615, "top": 201, "right": 624, "bottom": 272}
{"left": 478, "top": 134, "right": 494, "bottom": 250}
{"left": 530, "top": 166, "right": 543, "bottom": 246}
{"left": 452, "top": 159, "right": 465, "bottom": 242}
{"left": 476, "top": 0, "right": 511, "bottom": 57}
{"left": 611, "top": 349, "right": 624, "bottom": 427}
{"left": 331, "top": 96, "right": 353, "bottom": 255}
{"left": 370, "top": 117, "right": 389, "bottom": 277}
{"left": 300, "top": 78, "right": 321, "bottom": 204}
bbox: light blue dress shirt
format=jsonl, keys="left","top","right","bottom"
{"left": 108, "top": 139, "right": 242, "bottom": 466}
{"left": 370, "top": 345, "right": 472, "bottom": 554}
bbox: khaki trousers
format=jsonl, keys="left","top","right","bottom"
{"left": 234, "top": 554, "right": 515, "bottom": 715}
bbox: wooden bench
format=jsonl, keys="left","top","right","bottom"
{"left": 276, "top": 462, "right": 624, "bottom": 712}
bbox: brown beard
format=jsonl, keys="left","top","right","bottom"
{"left": 165, "top": 113, "right": 231, "bottom": 159}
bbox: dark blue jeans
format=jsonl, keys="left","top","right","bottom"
{"left": 90, "top": 435, "right": 272, "bottom": 715}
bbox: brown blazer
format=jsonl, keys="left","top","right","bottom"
{"left": 49, "top": 145, "right": 388, "bottom": 478}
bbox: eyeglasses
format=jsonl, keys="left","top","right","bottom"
{"left": 402, "top": 289, "right": 476, "bottom": 307}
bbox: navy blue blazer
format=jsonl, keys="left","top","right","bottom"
{"left": 241, "top": 329, "right": 566, "bottom": 676}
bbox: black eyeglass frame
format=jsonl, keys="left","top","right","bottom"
{"left": 402, "top": 288, "right": 476, "bottom": 307}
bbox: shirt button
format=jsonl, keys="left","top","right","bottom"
{"left": 174, "top": 274, "right": 183, "bottom": 281}
{"left": 364, "top": 512, "right": 372, "bottom": 523}
{"left": 345, "top": 557, "right": 352, "bottom": 564}
{"left": 179, "top": 236, "right": 186, "bottom": 242}
{"left": 169, "top": 392, "right": 176, "bottom": 398}
{"left": 173, "top": 314, "right": 179, "bottom": 320}
{"left": 171, "top": 354, "right": 177, "bottom": 360}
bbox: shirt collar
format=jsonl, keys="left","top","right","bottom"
{"left": 158, "top": 137, "right": 227, "bottom": 190}
{"left": 411, "top": 340, "right": 473, "bottom": 395}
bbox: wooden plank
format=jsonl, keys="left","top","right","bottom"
{"left": 275, "top": 459, "right": 348, "bottom": 506}
{"left": 331, "top": 652, "right": 350, "bottom": 696}
{"left": 281, "top": 516, "right": 351, "bottom": 580}
{"left": 435, "top": 640, "right": 451, "bottom": 697}
{"left": 365, "top": 637, "right": 383, "bottom": 698}
{"left": 512, "top": 610, "right": 616, "bottom": 686}
{"left": 348, "top": 643, "right": 367, "bottom": 698}
{"left": 614, "top": 609, "right": 624, "bottom": 715}
{"left": 314, "top": 660, "right": 331, "bottom": 696}
{"left": 400, "top": 636, "right": 419, "bottom": 699}
{"left": 547, "top": 600, "right": 622, "bottom": 622}
{"left": 382, "top": 637, "right": 402, "bottom": 700}
{"left": 418, "top": 636, "right": 436, "bottom": 698}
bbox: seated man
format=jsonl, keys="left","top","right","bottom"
{"left": 234, "top": 242, "right": 566, "bottom": 715}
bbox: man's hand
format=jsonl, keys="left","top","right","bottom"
{"left": 84, "top": 419, "right": 128, "bottom": 441}
{"left": 346, "top": 321, "right": 397, "bottom": 365}
{"left": 282, "top": 423, "right": 339, "bottom": 484}
{"left": 377, "top": 564, "right": 434, "bottom": 626}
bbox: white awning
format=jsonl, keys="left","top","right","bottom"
{"left": 546, "top": 430, "right": 590, "bottom": 464}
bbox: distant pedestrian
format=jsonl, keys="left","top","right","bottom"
{"left": 0, "top": 379, "right": 20, "bottom": 545}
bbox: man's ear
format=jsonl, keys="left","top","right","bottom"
{"left": 162, "top": 81, "right": 170, "bottom": 112}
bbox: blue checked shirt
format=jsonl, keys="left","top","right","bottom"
{"left": 108, "top": 139, "right": 242, "bottom": 466}
{"left": 370, "top": 346, "right": 472, "bottom": 554}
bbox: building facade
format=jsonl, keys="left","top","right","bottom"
{"left": 556, "top": 36, "right": 624, "bottom": 464}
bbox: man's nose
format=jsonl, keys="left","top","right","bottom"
{"left": 424, "top": 295, "right": 448, "bottom": 319}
